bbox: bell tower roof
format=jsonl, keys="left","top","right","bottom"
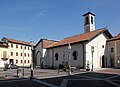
{"left": 83, "top": 12, "right": 95, "bottom": 16}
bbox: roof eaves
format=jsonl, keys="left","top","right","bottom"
{"left": 46, "top": 40, "right": 88, "bottom": 49}
{"left": 4, "top": 37, "right": 30, "bottom": 46}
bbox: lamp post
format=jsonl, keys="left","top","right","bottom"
{"left": 68, "top": 43, "right": 71, "bottom": 75}
{"left": 30, "top": 39, "right": 34, "bottom": 79}
{"left": 23, "top": 47, "right": 24, "bottom": 76}
{"left": 118, "top": 60, "right": 120, "bottom": 67}
{"left": 91, "top": 46, "right": 94, "bottom": 71}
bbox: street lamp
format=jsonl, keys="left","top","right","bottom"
{"left": 91, "top": 46, "right": 94, "bottom": 71}
{"left": 30, "top": 39, "right": 34, "bottom": 79}
{"left": 23, "top": 47, "right": 25, "bottom": 76}
{"left": 68, "top": 43, "right": 71, "bottom": 75}
{"left": 118, "top": 60, "right": 120, "bottom": 67}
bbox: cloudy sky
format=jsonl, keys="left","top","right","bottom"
{"left": 0, "top": 0, "right": 120, "bottom": 43}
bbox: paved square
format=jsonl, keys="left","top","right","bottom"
{"left": 76, "top": 72, "right": 116, "bottom": 79}
{"left": 0, "top": 68, "right": 120, "bottom": 87}
{"left": 67, "top": 80, "right": 116, "bottom": 87}
{"left": 0, "top": 79, "right": 49, "bottom": 87}
{"left": 40, "top": 75, "right": 89, "bottom": 86}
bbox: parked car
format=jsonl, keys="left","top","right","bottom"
{"left": 9, "top": 64, "right": 19, "bottom": 69}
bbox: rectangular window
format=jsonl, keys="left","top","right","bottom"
{"left": 28, "top": 53, "right": 29, "bottom": 57}
{"left": 16, "top": 52, "right": 18, "bottom": 56}
{"left": 16, "top": 59, "right": 18, "bottom": 64}
{"left": 11, "top": 43, "right": 13, "bottom": 48}
{"left": 21, "top": 46, "right": 22, "bottom": 49}
{"left": 21, "top": 53, "right": 22, "bottom": 56}
{"left": 24, "top": 53, "right": 26, "bottom": 57}
{"left": 16, "top": 45, "right": 18, "bottom": 48}
{"left": 28, "top": 47, "right": 29, "bottom": 50}
{"left": 24, "top": 60, "right": 26, "bottom": 63}
{"left": 28, "top": 60, "right": 30, "bottom": 63}
{"left": 111, "top": 48, "right": 114, "bottom": 53}
{"left": 11, "top": 52, "right": 13, "bottom": 56}
{"left": 21, "top": 60, "right": 22, "bottom": 63}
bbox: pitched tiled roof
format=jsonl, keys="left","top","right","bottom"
{"left": 3, "top": 37, "right": 30, "bottom": 46}
{"left": 108, "top": 33, "right": 120, "bottom": 41}
{"left": 46, "top": 28, "right": 108, "bottom": 48}
{"left": 35, "top": 38, "right": 58, "bottom": 48}
{"left": 43, "top": 39, "right": 58, "bottom": 48}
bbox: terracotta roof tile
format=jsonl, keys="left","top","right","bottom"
{"left": 108, "top": 33, "right": 120, "bottom": 41}
{"left": 46, "top": 28, "right": 107, "bottom": 48}
{"left": 4, "top": 37, "right": 30, "bottom": 46}
{"left": 43, "top": 39, "right": 58, "bottom": 48}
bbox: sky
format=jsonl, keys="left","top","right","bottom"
{"left": 0, "top": 0, "right": 120, "bottom": 44}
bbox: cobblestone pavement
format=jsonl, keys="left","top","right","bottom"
{"left": 0, "top": 68, "right": 119, "bottom": 87}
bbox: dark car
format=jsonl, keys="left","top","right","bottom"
{"left": 9, "top": 64, "right": 19, "bottom": 69}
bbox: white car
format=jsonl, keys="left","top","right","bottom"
{"left": 9, "top": 64, "right": 19, "bottom": 69}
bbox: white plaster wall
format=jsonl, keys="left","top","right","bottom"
{"left": 8, "top": 43, "right": 31, "bottom": 67}
{"left": 86, "top": 33, "right": 107, "bottom": 69}
{"left": 47, "top": 43, "right": 84, "bottom": 68}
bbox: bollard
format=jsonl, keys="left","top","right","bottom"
{"left": 17, "top": 69, "right": 21, "bottom": 77}
{"left": 17, "top": 69, "right": 19, "bottom": 77}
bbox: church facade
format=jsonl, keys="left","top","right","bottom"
{"left": 35, "top": 12, "right": 113, "bottom": 70}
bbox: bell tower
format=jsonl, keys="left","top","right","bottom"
{"left": 83, "top": 12, "right": 95, "bottom": 33}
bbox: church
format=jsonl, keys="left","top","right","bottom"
{"left": 35, "top": 12, "right": 113, "bottom": 70}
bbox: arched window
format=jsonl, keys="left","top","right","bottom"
{"left": 72, "top": 51, "right": 78, "bottom": 60}
{"left": 91, "top": 16, "right": 93, "bottom": 24}
{"left": 55, "top": 53, "right": 59, "bottom": 61}
{"left": 85, "top": 16, "right": 89, "bottom": 25}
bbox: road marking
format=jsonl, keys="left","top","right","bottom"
{"left": 34, "top": 72, "right": 87, "bottom": 79}
{"left": 60, "top": 79, "right": 68, "bottom": 87}
{"left": 0, "top": 79, "right": 29, "bottom": 83}
{"left": 105, "top": 75, "right": 120, "bottom": 80}
{"left": 74, "top": 75, "right": 101, "bottom": 80}
{"left": 104, "top": 79, "right": 120, "bottom": 87}
{"left": 32, "top": 79, "right": 58, "bottom": 87}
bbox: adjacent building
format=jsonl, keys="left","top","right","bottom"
{"left": 1, "top": 37, "right": 32, "bottom": 67}
{"left": 0, "top": 42, "right": 8, "bottom": 67}
{"left": 107, "top": 34, "right": 120, "bottom": 68}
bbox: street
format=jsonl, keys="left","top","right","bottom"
{"left": 0, "top": 68, "right": 120, "bottom": 87}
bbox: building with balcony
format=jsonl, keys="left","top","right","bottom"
{"left": 1, "top": 37, "right": 32, "bottom": 67}
{"left": 0, "top": 42, "right": 8, "bottom": 67}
